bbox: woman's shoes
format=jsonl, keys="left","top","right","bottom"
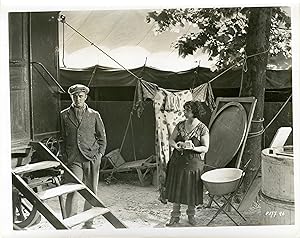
{"left": 188, "top": 216, "right": 197, "bottom": 226}
{"left": 166, "top": 217, "right": 180, "bottom": 226}
{"left": 166, "top": 216, "right": 197, "bottom": 226}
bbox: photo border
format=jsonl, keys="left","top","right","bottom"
{"left": 1, "top": 0, "right": 299, "bottom": 237}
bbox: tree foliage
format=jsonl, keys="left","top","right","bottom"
{"left": 146, "top": 7, "right": 291, "bottom": 70}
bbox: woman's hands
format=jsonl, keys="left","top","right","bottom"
{"left": 175, "top": 142, "right": 185, "bottom": 151}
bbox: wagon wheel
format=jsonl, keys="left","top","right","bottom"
{"left": 13, "top": 188, "right": 41, "bottom": 229}
{"left": 42, "top": 137, "right": 60, "bottom": 157}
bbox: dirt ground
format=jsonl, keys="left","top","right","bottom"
{"left": 26, "top": 171, "right": 261, "bottom": 230}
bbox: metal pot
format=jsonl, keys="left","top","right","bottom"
{"left": 201, "top": 168, "right": 243, "bottom": 196}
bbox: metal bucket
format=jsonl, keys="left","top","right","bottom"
{"left": 201, "top": 168, "right": 243, "bottom": 196}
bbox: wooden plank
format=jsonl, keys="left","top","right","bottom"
{"left": 238, "top": 176, "right": 261, "bottom": 212}
{"left": 37, "top": 183, "right": 85, "bottom": 200}
{"left": 12, "top": 161, "right": 60, "bottom": 174}
{"left": 63, "top": 207, "right": 110, "bottom": 228}
{"left": 119, "top": 163, "right": 156, "bottom": 170}
{"left": 118, "top": 159, "right": 149, "bottom": 168}
{"left": 101, "top": 163, "right": 156, "bottom": 174}
{"left": 9, "top": 13, "right": 31, "bottom": 143}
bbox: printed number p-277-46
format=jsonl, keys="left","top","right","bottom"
{"left": 265, "top": 211, "right": 285, "bottom": 218}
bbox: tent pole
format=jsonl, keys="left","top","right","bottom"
{"left": 130, "top": 118, "right": 137, "bottom": 161}
{"left": 119, "top": 76, "right": 140, "bottom": 154}
{"left": 87, "top": 65, "right": 97, "bottom": 87}
{"left": 118, "top": 58, "right": 146, "bottom": 157}
{"left": 120, "top": 112, "right": 132, "bottom": 153}
{"left": 192, "top": 60, "right": 200, "bottom": 89}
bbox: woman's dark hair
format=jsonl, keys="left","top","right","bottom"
{"left": 183, "top": 101, "right": 206, "bottom": 119}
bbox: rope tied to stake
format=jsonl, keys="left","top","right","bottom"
{"left": 248, "top": 93, "right": 292, "bottom": 139}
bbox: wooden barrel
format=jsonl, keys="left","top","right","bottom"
{"left": 260, "top": 146, "right": 294, "bottom": 225}
{"left": 259, "top": 190, "right": 294, "bottom": 225}
{"left": 261, "top": 146, "right": 294, "bottom": 202}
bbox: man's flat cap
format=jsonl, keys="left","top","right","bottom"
{"left": 68, "top": 84, "right": 90, "bottom": 95}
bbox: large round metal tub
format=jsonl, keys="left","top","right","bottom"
{"left": 261, "top": 146, "right": 294, "bottom": 202}
{"left": 201, "top": 168, "right": 243, "bottom": 196}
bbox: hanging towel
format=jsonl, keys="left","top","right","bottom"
{"left": 192, "top": 83, "right": 216, "bottom": 111}
{"left": 192, "top": 83, "right": 208, "bottom": 102}
{"left": 206, "top": 83, "right": 217, "bottom": 111}
{"left": 164, "top": 91, "right": 182, "bottom": 112}
{"left": 135, "top": 79, "right": 158, "bottom": 117}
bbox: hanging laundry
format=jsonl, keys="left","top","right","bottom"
{"left": 192, "top": 83, "right": 216, "bottom": 111}
{"left": 164, "top": 91, "right": 182, "bottom": 112}
{"left": 135, "top": 79, "right": 158, "bottom": 118}
{"left": 206, "top": 83, "right": 217, "bottom": 111}
{"left": 192, "top": 83, "right": 208, "bottom": 102}
{"left": 134, "top": 79, "right": 216, "bottom": 203}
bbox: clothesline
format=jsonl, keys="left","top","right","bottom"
{"left": 59, "top": 14, "right": 271, "bottom": 90}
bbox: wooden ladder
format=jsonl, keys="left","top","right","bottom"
{"left": 12, "top": 141, "right": 127, "bottom": 229}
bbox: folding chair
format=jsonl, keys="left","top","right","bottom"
{"left": 100, "top": 149, "right": 157, "bottom": 186}
{"left": 202, "top": 159, "right": 251, "bottom": 226}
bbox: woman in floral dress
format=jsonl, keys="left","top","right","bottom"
{"left": 165, "top": 101, "right": 209, "bottom": 226}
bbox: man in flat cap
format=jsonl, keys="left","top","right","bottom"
{"left": 60, "top": 84, "right": 106, "bottom": 229}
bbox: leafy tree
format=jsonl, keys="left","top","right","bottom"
{"left": 146, "top": 7, "right": 291, "bottom": 70}
{"left": 147, "top": 7, "right": 291, "bottom": 191}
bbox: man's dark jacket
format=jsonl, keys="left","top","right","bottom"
{"left": 60, "top": 104, "right": 106, "bottom": 164}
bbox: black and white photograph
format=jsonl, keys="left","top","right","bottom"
{"left": 0, "top": 0, "right": 299, "bottom": 237}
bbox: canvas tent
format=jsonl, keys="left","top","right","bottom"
{"left": 60, "top": 65, "right": 292, "bottom": 90}
{"left": 59, "top": 10, "right": 213, "bottom": 71}
{"left": 59, "top": 9, "right": 291, "bottom": 71}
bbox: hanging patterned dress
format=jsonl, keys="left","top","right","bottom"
{"left": 165, "top": 120, "right": 209, "bottom": 206}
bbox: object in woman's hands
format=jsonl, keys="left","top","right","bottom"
{"left": 183, "top": 140, "right": 194, "bottom": 150}
{"left": 176, "top": 141, "right": 185, "bottom": 149}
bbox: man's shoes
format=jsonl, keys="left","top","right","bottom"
{"left": 81, "top": 223, "right": 96, "bottom": 229}
{"left": 188, "top": 216, "right": 197, "bottom": 226}
{"left": 166, "top": 217, "right": 180, "bottom": 226}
